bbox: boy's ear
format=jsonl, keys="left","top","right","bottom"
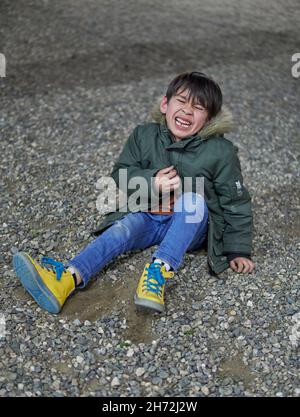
{"left": 160, "top": 96, "right": 168, "bottom": 114}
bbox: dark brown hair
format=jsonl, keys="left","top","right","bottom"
{"left": 166, "top": 71, "right": 223, "bottom": 119}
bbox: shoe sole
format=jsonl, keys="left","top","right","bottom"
{"left": 13, "top": 252, "right": 61, "bottom": 314}
{"left": 134, "top": 294, "right": 164, "bottom": 313}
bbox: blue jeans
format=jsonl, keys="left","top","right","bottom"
{"left": 69, "top": 192, "right": 209, "bottom": 288}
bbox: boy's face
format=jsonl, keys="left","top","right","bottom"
{"left": 160, "top": 89, "right": 209, "bottom": 141}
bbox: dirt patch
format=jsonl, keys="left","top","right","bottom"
{"left": 61, "top": 279, "right": 127, "bottom": 322}
{"left": 14, "top": 285, "right": 32, "bottom": 302}
{"left": 123, "top": 301, "right": 156, "bottom": 344}
{"left": 218, "top": 354, "right": 256, "bottom": 389}
{"left": 61, "top": 258, "right": 158, "bottom": 344}
{"left": 81, "top": 378, "right": 104, "bottom": 395}
{"left": 13, "top": 254, "right": 158, "bottom": 344}
{"left": 50, "top": 361, "right": 72, "bottom": 374}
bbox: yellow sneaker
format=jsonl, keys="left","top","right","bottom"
{"left": 134, "top": 262, "right": 174, "bottom": 313}
{"left": 13, "top": 252, "right": 75, "bottom": 314}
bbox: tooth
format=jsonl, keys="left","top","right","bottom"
{"left": 178, "top": 118, "right": 190, "bottom": 125}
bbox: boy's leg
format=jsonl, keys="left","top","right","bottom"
{"left": 134, "top": 192, "right": 208, "bottom": 312}
{"left": 13, "top": 212, "right": 163, "bottom": 314}
{"left": 68, "top": 212, "right": 163, "bottom": 288}
{"left": 152, "top": 192, "right": 208, "bottom": 270}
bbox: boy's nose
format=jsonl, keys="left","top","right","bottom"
{"left": 182, "top": 106, "right": 193, "bottom": 115}
{"left": 182, "top": 102, "right": 193, "bottom": 114}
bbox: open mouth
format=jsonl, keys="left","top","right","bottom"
{"left": 175, "top": 117, "right": 192, "bottom": 128}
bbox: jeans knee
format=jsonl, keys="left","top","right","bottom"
{"left": 174, "top": 192, "right": 208, "bottom": 224}
{"left": 108, "top": 219, "right": 132, "bottom": 241}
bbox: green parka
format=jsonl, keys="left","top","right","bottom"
{"left": 93, "top": 106, "right": 253, "bottom": 275}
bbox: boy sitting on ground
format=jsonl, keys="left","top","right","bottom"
{"left": 13, "top": 71, "right": 254, "bottom": 314}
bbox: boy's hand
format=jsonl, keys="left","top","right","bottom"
{"left": 229, "top": 257, "right": 255, "bottom": 274}
{"left": 154, "top": 165, "right": 181, "bottom": 194}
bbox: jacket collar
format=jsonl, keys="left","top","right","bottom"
{"left": 159, "top": 123, "right": 200, "bottom": 149}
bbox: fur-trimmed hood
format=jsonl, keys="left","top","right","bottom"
{"left": 151, "top": 100, "right": 235, "bottom": 139}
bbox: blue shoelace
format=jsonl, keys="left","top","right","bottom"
{"left": 143, "top": 263, "right": 165, "bottom": 295}
{"left": 40, "top": 257, "right": 66, "bottom": 281}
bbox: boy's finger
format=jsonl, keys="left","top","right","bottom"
{"left": 173, "top": 180, "right": 181, "bottom": 189}
{"left": 237, "top": 261, "right": 244, "bottom": 273}
{"left": 245, "top": 260, "right": 255, "bottom": 273}
{"left": 160, "top": 166, "right": 174, "bottom": 174}
{"left": 165, "top": 169, "right": 178, "bottom": 179}
{"left": 168, "top": 175, "right": 181, "bottom": 185}
{"left": 229, "top": 261, "right": 238, "bottom": 271}
{"left": 249, "top": 261, "right": 255, "bottom": 273}
{"left": 170, "top": 182, "right": 181, "bottom": 191}
{"left": 242, "top": 262, "right": 250, "bottom": 274}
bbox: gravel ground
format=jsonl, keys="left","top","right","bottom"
{"left": 0, "top": 0, "right": 299, "bottom": 397}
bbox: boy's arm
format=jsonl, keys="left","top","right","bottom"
{"left": 111, "top": 126, "right": 159, "bottom": 204}
{"left": 213, "top": 144, "right": 253, "bottom": 258}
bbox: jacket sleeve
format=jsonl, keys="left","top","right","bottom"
{"left": 213, "top": 144, "right": 253, "bottom": 255}
{"left": 111, "top": 126, "right": 160, "bottom": 204}
{"left": 227, "top": 253, "right": 251, "bottom": 262}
